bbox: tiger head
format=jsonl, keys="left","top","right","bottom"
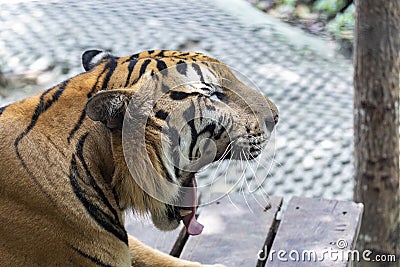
{"left": 83, "top": 50, "right": 278, "bottom": 235}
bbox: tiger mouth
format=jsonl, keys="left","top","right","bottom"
{"left": 230, "top": 136, "right": 267, "bottom": 159}
{"left": 169, "top": 137, "right": 267, "bottom": 235}
{"left": 248, "top": 146, "right": 264, "bottom": 159}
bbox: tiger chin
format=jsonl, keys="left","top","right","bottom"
{"left": 0, "top": 49, "right": 278, "bottom": 266}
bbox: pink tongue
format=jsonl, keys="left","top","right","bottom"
{"left": 181, "top": 179, "right": 204, "bottom": 235}
{"left": 182, "top": 210, "right": 204, "bottom": 235}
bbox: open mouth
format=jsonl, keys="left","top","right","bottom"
{"left": 178, "top": 178, "right": 204, "bottom": 235}
{"left": 248, "top": 146, "right": 264, "bottom": 159}
{"left": 248, "top": 140, "right": 267, "bottom": 158}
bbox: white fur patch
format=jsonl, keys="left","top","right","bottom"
{"left": 90, "top": 51, "right": 110, "bottom": 68}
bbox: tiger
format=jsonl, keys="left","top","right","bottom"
{"left": 0, "top": 49, "right": 278, "bottom": 266}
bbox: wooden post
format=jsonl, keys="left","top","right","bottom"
{"left": 353, "top": 0, "right": 400, "bottom": 259}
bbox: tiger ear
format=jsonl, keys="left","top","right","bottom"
{"left": 86, "top": 90, "right": 132, "bottom": 129}
{"left": 82, "top": 49, "right": 112, "bottom": 71}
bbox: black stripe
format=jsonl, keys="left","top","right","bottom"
{"left": 183, "top": 101, "right": 198, "bottom": 160}
{"left": 147, "top": 141, "right": 174, "bottom": 183}
{"left": 125, "top": 52, "right": 140, "bottom": 62}
{"left": 70, "top": 155, "right": 121, "bottom": 223}
{"left": 155, "top": 50, "right": 166, "bottom": 57}
{"left": 188, "top": 119, "right": 198, "bottom": 161}
{"left": 14, "top": 81, "right": 68, "bottom": 200}
{"left": 166, "top": 204, "right": 180, "bottom": 222}
{"left": 199, "top": 123, "right": 216, "bottom": 137}
{"left": 174, "top": 166, "right": 180, "bottom": 180}
{"left": 198, "top": 123, "right": 217, "bottom": 157}
{"left": 27, "top": 81, "right": 68, "bottom": 132}
{"left": 68, "top": 59, "right": 117, "bottom": 143}
{"left": 191, "top": 63, "right": 205, "bottom": 83}
{"left": 155, "top": 109, "right": 169, "bottom": 120}
{"left": 0, "top": 104, "right": 9, "bottom": 116}
{"left": 101, "top": 58, "right": 117, "bottom": 90}
{"left": 176, "top": 60, "right": 187, "bottom": 75}
{"left": 205, "top": 103, "right": 216, "bottom": 111}
{"left": 167, "top": 127, "right": 181, "bottom": 178}
{"left": 147, "top": 49, "right": 155, "bottom": 54}
{"left": 112, "top": 187, "right": 121, "bottom": 209}
{"left": 70, "top": 246, "right": 112, "bottom": 267}
{"left": 226, "top": 117, "right": 234, "bottom": 133}
{"left": 124, "top": 59, "right": 138, "bottom": 87}
{"left": 139, "top": 59, "right": 151, "bottom": 79}
{"left": 156, "top": 59, "right": 168, "bottom": 76}
{"left": 170, "top": 91, "right": 198, "bottom": 100}
{"left": 68, "top": 110, "right": 87, "bottom": 144}
{"left": 215, "top": 126, "right": 225, "bottom": 140}
{"left": 197, "top": 97, "right": 204, "bottom": 123}
{"left": 70, "top": 133, "right": 127, "bottom": 244}
{"left": 130, "top": 59, "right": 152, "bottom": 86}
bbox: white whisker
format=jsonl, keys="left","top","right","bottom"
{"left": 240, "top": 187, "right": 255, "bottom": 214}
{"left": 238, "top": 151, "right": 248, "bottom": 181}
{"left": 226, "top": 192, "right": 240, "bottom": 211}
{"left": 219, "top": 140, "right": 236, "bottom": 160}
{"left": 220, "top": 151, "right": 243, "bottom": 192}
{"left": 236, "top": 146, "right": 277, "bottom": 193}
{"left": 209, "top": 141, "right": 236, "bottom": 182}
{"left": 221, "top": 150, "right": 235, "bottom": 182}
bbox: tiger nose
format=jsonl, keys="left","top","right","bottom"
{"left": 265, "top": 114, "right": 278, "bottom": 133}
{"left": 274, "top": 114, "right": 279, "bottom": 124}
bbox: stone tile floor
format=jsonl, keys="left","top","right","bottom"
{"left": 0, "top": 0, "right": 354, "bottom": 205}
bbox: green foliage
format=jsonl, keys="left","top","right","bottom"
{"left": 313, "top": 0, "right": 345, "bottom": 16}
{"left": 280, "top": 0, "right": 297, "bottom": 7}
{"left": 252, "top": 0, "right": 355, "bottom": 50}
{"left": 327, "top": 9, "right": 354, "bottom": 39}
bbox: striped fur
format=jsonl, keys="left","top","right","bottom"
{"left": 0, "top": 50, "right": 278, "bottom": 266}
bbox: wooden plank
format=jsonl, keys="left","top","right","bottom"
{"left": 180, "top": 193, "right": 282, "bottom": 266}
{"left": 266, "top": 196, "right": 364, "bottom": 267}
{"left": 125, "top": 213, "right": 186, "bottom": 256}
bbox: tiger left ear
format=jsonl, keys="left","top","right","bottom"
{"left": 82, "top": 49, "right": 112, "bottom": 71}
{"left": 85, "top": 90, "right": 132, "bottom": 129}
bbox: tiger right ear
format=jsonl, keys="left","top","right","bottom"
{"left": 82, "top": 50, "right": 112, "bottom": 71}
{"left": 85, "top": 90, "right": 132, "bottom": 129}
